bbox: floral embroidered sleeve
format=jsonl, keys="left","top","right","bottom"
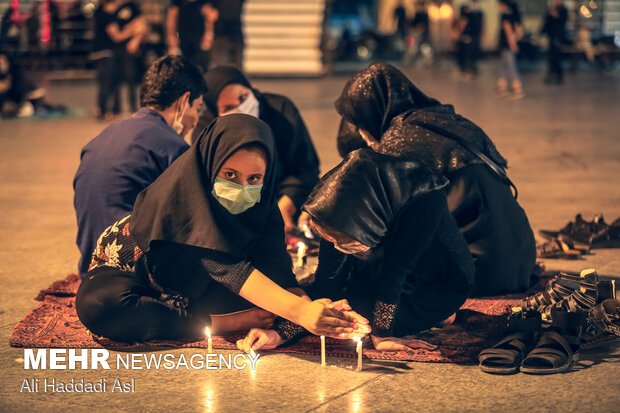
{"left": 88, "top": 215, "right": 144, "bottom": 273}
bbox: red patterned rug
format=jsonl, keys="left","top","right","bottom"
{"left": 11, "top": 274, "right": 527, "bottom": 363}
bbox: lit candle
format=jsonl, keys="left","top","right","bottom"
{"left": 206, "top": 327, "right": 212, "bottom": 354}
{"left": 353, "top": 337, "right": 362, "bottom": 371}
{"left": 296, "top": 242, "right": 307, "bottom": 268}
{"left": 320, "top": 335, "right": 326, "bottom": 366}
{"left": 302, "top": 223, "right": 314, "bottom": 239}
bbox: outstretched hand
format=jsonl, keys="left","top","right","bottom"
{"left": 371, "top": 335, "right": 437, "bottom": 352}
{"left": 236, "top": 328, "right": 283, "bottom": 353}
{"left": 308, "top": 298, "right": 371, "bottom": 339}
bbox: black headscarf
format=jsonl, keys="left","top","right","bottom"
{"left": 303, "top": 149, "right": 448, "bottom": 248}
{"left": 130, "top": 114, "right": 281, "bottom": 257}
{"left": 335, "top": 63, "right": 507, "bottom": 173}
{"left": 202, "top": 66, "right": 253, "bottom": 116}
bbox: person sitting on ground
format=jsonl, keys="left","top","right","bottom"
{"left": 237, "top": 149, "right": 474, "bottom": 353}
{"left": 334, "top": 63, "right": 536, "bottom": 297}
{"left": 76, "top": 114, "right": 370, "bottom": 343}
{"left": 191, "top": 66, "right": 320, "bottom": 232}
{"left": 73, "top": 55, "right": 206, "bottom": 278}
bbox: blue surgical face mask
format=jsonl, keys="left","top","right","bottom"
{"left": 211, "top": 176, "right": 263, "bottom": 215}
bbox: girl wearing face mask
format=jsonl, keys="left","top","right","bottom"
{"left": 191, "top": 66, "right": 320, "bottom": 233}
{"left": 301, "top": 149, "right": 475, "bottom": 352}
{"left": 76, "top": 114, "right": 369, "bottom": 344}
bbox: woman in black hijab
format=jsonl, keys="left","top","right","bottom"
{"left": 300, "top": 149, "right": 474, "bottom": 351}
{"left": 335, "top": 63, "right": 536, "bottom": 297}
{"left": 191, "top": 66, "right": 320, "bottom": 232}
{"left": 76, "top": 114, "right": 368, "bottom": 343}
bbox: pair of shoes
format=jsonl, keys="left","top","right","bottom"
{"left": 582, "top": 298, "right": 620, "bottom": 349}
{"left": 540, "top": 214, "right": 609, "bottom": 246}
{"left": 519, "top": 268, "right": 615, "bottom": 322}
{"left": 590, "top": 217, "right": 620, "bottom": 249}
{"left": 478, "top": 310, "right": 541, "bottom": 374}
{"left": 479, "top": 309, "right": 586, "bottom": 374}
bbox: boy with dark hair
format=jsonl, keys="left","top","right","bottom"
{"left": 73, "top": 55, "right": 207, "bottom": 278}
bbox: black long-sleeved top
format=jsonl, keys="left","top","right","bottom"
{"left": 307, "top": 191, "right": 474, "bottom": 337}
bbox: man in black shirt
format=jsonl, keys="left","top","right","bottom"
{"left": 166, "top": 0, "right": 217, "bottom": 72}
{"left": 112, "top": 0, "right": 146, "bottom": 113}
{"left": 210, "top": 0, "right": 245, "bottom": 69}
{"left": 541, "top": 0, "right": 568, "bottom": 84}
{"left": 463, "top": 0, "right": 483, "bottom": 76}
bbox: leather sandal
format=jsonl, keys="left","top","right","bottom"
{"left": 521, "top": 309, "right": 586, "bottom": 375}
{"left": 538, "top": 279, "right": 615, "bottom": 323}
{"left": 582, "top": 298, "right": 620, "bottom": 350}
{"left": 536, "top": 238, "right": 581, "bottom": 259}
{"left": 520, "top": 269, "right": 598, "bottom": 312}
{"left": 478, "top": 311, "right": 541, "bottom": 374}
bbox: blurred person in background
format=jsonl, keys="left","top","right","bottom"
{"left": 209, "top": 0, "right": 245, "bottom": 69}
{"left": 111, "top": 0, "right": 147, "bottom": 113}
{"left": 540, "top": 0, "right": 568, "bottom": 84}
{"left": 403, "top": 1, "right": 432, "bottom": 67}
{"left": 166, "top": 0, "right": 218, "bottom": 72}
{"left": 91, "top": 0, "right": 121, "bottom": 120}
{"left": 497, "top": 0, "right": 523, "bottom": 99}
{"left": 0, "top": 50, "right": 64, "bottom": 118}
{"left": 191, "top": 66, "right": 320, "bottom": 232}
{"left": 73, "top": 56, "right": 206, "bottom": 278}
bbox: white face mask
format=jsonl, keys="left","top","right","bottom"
{"left": 221, "top": 91, "right": 260, "bottom": 118}
{"left": 172, "top": 97, "right": 189, "bottom": 135}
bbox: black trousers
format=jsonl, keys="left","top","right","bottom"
{"left": 95, "top": 56, "right": 119, "bottom": 115}
{"left": 76, "top": 268, "right": 254, "bottom": 343}
{"left": 547, "top": 39, "right": 564, "bottom": 82}
{"left": 180, "top": 41, "right": 210, "bottom": 73}
{"left": 114, "top": 49, "right": 140, "bottom": 112}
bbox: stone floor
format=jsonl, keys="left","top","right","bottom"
{"left": 0, "top": 61, "right": 619, "bottom": 412}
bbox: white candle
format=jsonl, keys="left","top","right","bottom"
{"left": 296, "top": 242, "right": 307, "bottom": 268}
{"left": 206, "top": 327, "right": 212, "bottom": 354}
{"left": 320, "top": 335, "right": 326, "bottom": 367}
{"left": 354, "top": 337, "right": 362, "bottom": 371}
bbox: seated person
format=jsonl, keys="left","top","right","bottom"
{"left": 191, "top": 66, "right": 320, "bottom": 231}
{"left": 335, "top": 63, "right": 536, "bottom": 297}
{"left": 73, "top": 55, "right": 206, "bottom": 278}
{"left": 76, "top": 114, "right": 370, "bottom": 343}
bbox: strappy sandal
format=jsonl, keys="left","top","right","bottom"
{"left": 536, "top": 238, "right": 581, "bottom": 259}
{"left": 521, "top": 309, "right": 586, "bottom": 375}
{"left": 478, "top": 311, "right": 541, "bottom": 374}
{"left": 582, "top": 298, "right": 620, "bottom": 350}
{"left": 538, "top": 279, "right": 616, "bottom": 323}
{"left": 520, "top": 269, "right": 598, "bottom": 312}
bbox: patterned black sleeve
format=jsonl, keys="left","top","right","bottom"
{"left": 272, "top": 317, "right": 308, "bottom": 345}
{"left": 371, "top": 300, "right": 397, "bottom": 337}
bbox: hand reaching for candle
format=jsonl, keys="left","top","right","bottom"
{"left": 370, "top": 335, "right": 437, "bottom": 352}
{"left": 236, "top": 328, "right": 283, "bottom": 353}
{"left": 317, "top": 298, "right": 371, "bottom": 337}
{"left": 299, "top": 299, "right": 370, "bottom": 339}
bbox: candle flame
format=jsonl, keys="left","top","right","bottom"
{"left": 249, "top": 349, "right": 257, "bottom": 358}
{"left": 352, "top": 336, "right": 361, "bottom": 342}
{"left": 205, "top": 326, "right": 211, "bottom": 338}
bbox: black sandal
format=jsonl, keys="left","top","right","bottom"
{"left": 521, "top": 309, "right": 586, "bottom": 375}
{"left": 582, "top": 298, "right": 620, "bottom": 350}
{"left": 478, "top": 311, "right": 541, "bottom": 374}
